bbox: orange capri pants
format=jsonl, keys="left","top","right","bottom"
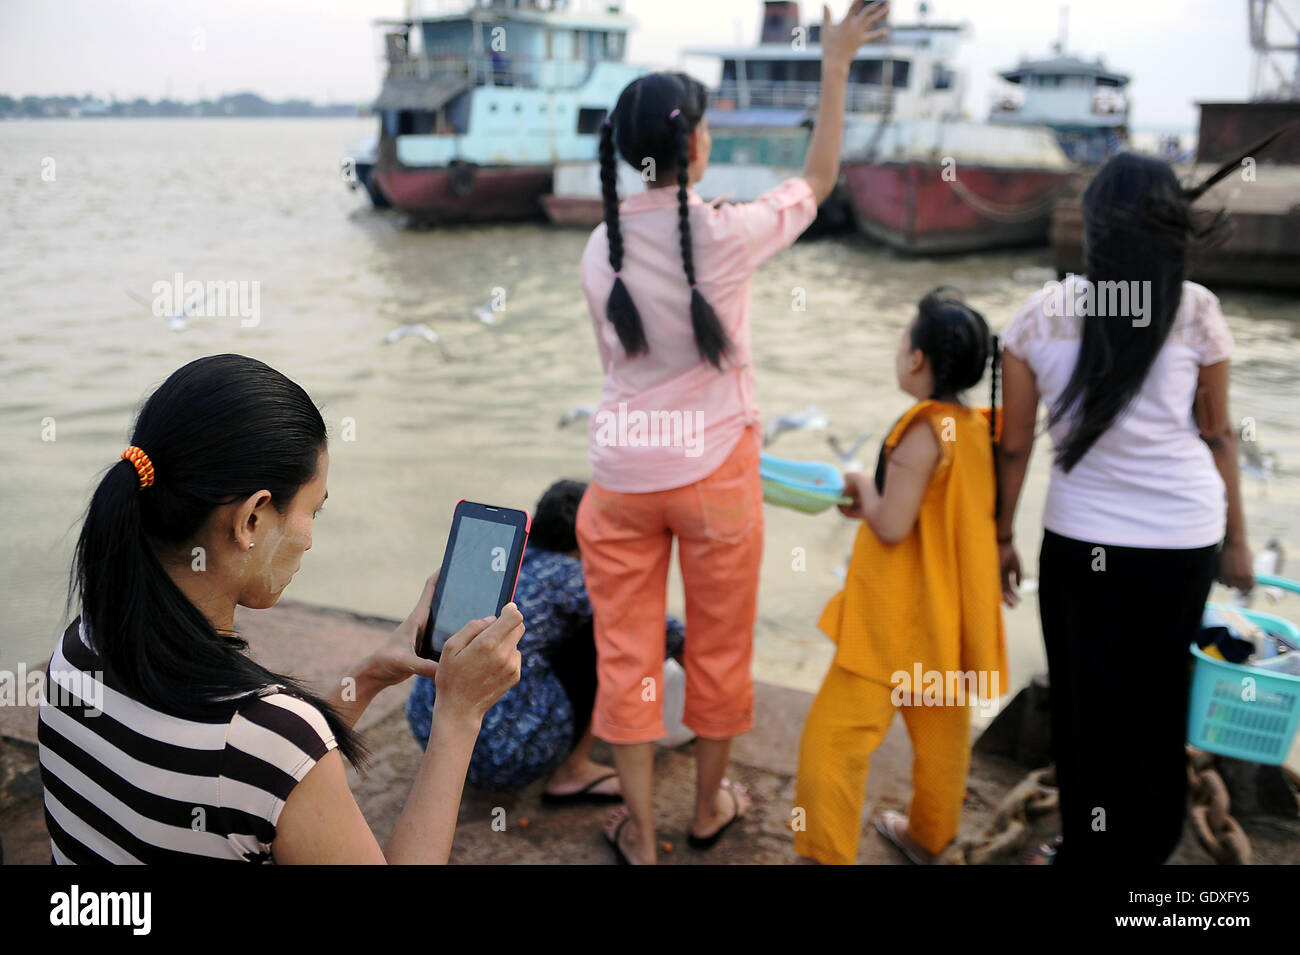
{"left": 576, "top": 426, "right": 763, "bottom": 745}
{"left": 794, "top": 664, "right": 972, "bottom": 864}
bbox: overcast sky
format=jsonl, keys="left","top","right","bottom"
{"left": 0, "top": 0, "right": 1273, "bottom": 132}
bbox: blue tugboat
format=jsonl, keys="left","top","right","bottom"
{"left": 371, "top": 0, "right": 644, "bottom": 223}
{"left": 988, "top": 23, "right": 1131, "bottom": 167}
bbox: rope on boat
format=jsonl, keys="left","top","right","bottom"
{"left": 948, "top": 176, "right": 1066, "bottom": 223}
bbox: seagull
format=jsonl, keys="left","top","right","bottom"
{"left": 383, "top": 323, "right": 451, "bottom": 359}
{"left": 473, "top": 302, "right": 501, "bottom": 325}
{"left": 828, "top": 429, "right": 874, "bottom": 471}
{"left": 126, "top": 288, "right": 200, "bottom": 331}
{"left": 1240, "top": 442, "right": 1278, "bottom": 496}
{"left": 763, "top": 404, "right": 830, "bottom": 448}
{"left": 558, "top": 405, "right": 595, "bottom": 429}
{"left": 384, "top": 323, "right": 440, "bottom": 345}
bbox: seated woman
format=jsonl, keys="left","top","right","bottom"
{"left": 39, "top": 354, "right": 524, "bottom": 864}
{"left": 406, "top": 479, "right": 685, "bottom": 802}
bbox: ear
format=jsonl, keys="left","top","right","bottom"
{"left": 232, "top": 490, "right": 274, "bottom": 549}
{"left": 909, "top": 348, "right": 928, "bottom": 375}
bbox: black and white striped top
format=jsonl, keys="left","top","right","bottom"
{"left": 38, "top": 618, "right": 337, "bottom": 864}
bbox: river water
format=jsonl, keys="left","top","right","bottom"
{"left": 3, "top": 118, "right": 1298, "bottom": 722}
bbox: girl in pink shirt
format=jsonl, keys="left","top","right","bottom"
{"left": 576, "top": 1, "right": 891, "bottom": 865}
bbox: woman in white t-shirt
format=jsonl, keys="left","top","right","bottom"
{"left": 996, "top": 153, "right": 1254, "bottom": 866}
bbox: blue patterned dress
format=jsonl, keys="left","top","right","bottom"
{"left": 405, "top": 545, "right": 685, "bottom": 791}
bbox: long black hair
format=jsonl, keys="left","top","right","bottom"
{"left": 68, "top": 354, "right": 366, "bottom": 766}
{"left": 880, "top": 287, "right": 1000, "bottom": 513}
{"left": 1050, "top": 152, "right": 1228, "bottom": 472}
{"left": 599, "top": 71, "right": 731, "bottom": 369}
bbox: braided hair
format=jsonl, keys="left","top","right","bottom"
{"left": 597, "top": 72, "right": 731, "bottom": 369}
{"left": 907, "top": 287, "right": 1002, "bottom": 516}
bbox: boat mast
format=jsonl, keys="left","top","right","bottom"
{"left": 1248, "top": 0, "right": 1300, "bottom": 100}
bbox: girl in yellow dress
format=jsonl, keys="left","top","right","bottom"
{"left": 794, "top": 287, "right": 1008, "bottom": 865}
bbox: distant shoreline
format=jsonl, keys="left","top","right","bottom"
{"left": 0, "top": 93, "right": 370, "bottom": 121}
{"left": 0, "top": 114, "right": 372, "bottom": 121}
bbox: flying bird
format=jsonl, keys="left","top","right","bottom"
{"left": 764, "top": 404, "right": 830, "bottom": 447}
{"left": 558, "top": 405, "right": 595, "bottom": 430}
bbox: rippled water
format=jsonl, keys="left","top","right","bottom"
{"left": 3, "top": 118, "right": 1298, "bottom": 707}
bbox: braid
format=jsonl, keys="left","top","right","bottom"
{"left": 674, "top": 117, "right": 696, "bottom": 287}
{"left": 600, "top": 119, "right": 647, "bottom": 357}
{"left": 671, "top": 112, "right": 731, "bottom": 369}
{"left": 600, "top": 121, "right": 623, "bottom": 274}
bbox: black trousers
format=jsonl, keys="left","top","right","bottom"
{"left": 1037, "top": 529, "right": 1218, "bottom": 865}
{"left": 548, "top": 617, "right": 598, "bottom": 747}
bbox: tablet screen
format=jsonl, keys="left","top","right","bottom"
{"left": 430, "top": 516, "right": 521, "bottom": 656}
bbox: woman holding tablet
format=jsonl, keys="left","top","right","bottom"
{"left": 38, "top": 354, "right": 524, "bottom": 864}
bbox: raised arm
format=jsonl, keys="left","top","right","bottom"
{"left": 802, "top": 2, "right": 890, "bottom": 204}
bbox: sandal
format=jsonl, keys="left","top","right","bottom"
{"left": 874, "top": 810, "right": 937, "bottom": 865}
{"left": 604, "top": 809, "right": 635, "bottom": 865}
{"left": 1021, "top": 834, "right": 1063, "bottom": 865}
{"left": 541, "top": 773, "right": 622, "bottom": 807}
{"left": 688, "top": 779, "right": 747, "bottom": 850}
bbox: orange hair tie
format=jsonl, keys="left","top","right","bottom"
{"left": 121, "top": 446, "right": 156, "bottom": 489}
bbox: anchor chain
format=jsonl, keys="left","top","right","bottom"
{"left": 1186, "top": 747, "right": 1252, "bottom": 865}
{"left": 961, "top": 766, "right": 1058, "bottom": 865}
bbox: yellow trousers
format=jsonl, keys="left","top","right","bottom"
{"left": 793, "top": 664, "right": 972, "bottom": 864}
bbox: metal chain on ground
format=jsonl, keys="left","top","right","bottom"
{"left": 962, "top": 751, "right": 1262, "bottom": 865}
{"left": 1186, "top": 747, "right": 1252, "bottom": 865}
{"left": 961, "top": 766, "right": 1058, "bottom": 865}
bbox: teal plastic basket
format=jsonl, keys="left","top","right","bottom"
{"left": 1187, "top": 597, "right": 1300, "bottom": 765}
{"left": 759, "top": 453, "right": 853, "bottom": 515}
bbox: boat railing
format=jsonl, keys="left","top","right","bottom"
{"left": 1091, "top": 92, "right": 1129, "bottom": 118}
{"left": 386, "top": 47, "right": 601, "bottom": 89}
{"left": 413, "top": 0, "right": 627, "bottom": 15}
{"left": 713, "top": 80, "right": 893, "bottom": 115}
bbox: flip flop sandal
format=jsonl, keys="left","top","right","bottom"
{"left": 1021, "top": 834, "right": 1063, "bottom": 865}
{"left": 874, "top": 811, "right": 932, "bottom": 865}
{"left": 541, "top": 773, "right": 622, "bottom": 807}
{"left": 604, "top": 811, "right": 635, "bottom": 865}
{"left": 688, "top": 780, "right": 747, "bottom": 850}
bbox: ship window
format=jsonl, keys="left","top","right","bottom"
{"left": 577, "top": 107, "right": 608, "bottom": 133}
{"left": 722, "top": 60, "right": 737, "bottom": 82}
{"left": 489, "top": 103, "right": 498, "bottom": 112}
{"left": 514, "top": 103, "right": 523, "bottom": 113}
{"left": 890, "top": 60, "right": 910, "bottom": 88}
{"left": 932, "top": 64, "right": 953, "bottom": 90}
{"left": 849, "top": 60, "right": 883, "bottom": 85}
{"left": 396, "top": 110, "right": 436, "bottom": 135}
